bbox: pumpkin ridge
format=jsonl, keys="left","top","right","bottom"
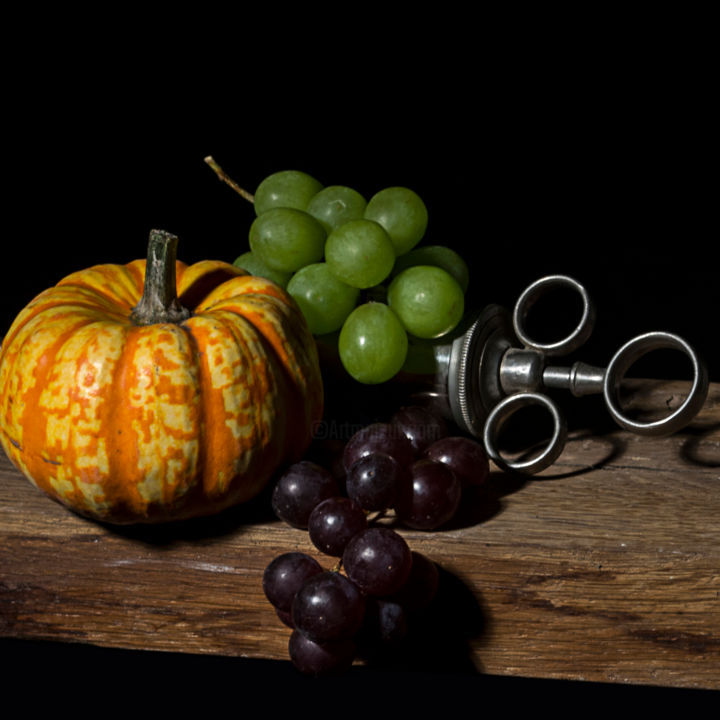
{"left": 0, "top": 288, "right": 130, "bottom": 359}
{"left": 213, "top": 294, "right": 322, "bottom": 409}
{"left": 183, "top": 310, "right": 284, "bottom": 505}
{"left": 103, "top": 325, "right": 146, "bottom": 518}
{"left": 191, "top": 274, "right": 288, "bottom": 312}
{"left": 196, "top": 296, "right": 322, "bottom": 462}
{"left": 177, "top": 321, "right": 209, "bottom": 509}
{"left": 57, "top": 263, "right": 146, "bottom": 310}
{"left": 182, "top": 314, "right": 235, "bottom": 502}
{"left": 124, "top": 323, "right": 202, "bottom": 517}
{"left": 93, "top": 323, "right": 203, "bottom": 521}
{"left": 3, "top": 311, "right": 114, "bottom": 512}
{"left": 45, "top": 284, "right": 138, "bottom": 316}
{"left": 1, "top": 304, "right": 126, "bottom": 387}
{"left": 176, "top": 260, "right": 246, "bottom": 311}
{"left": 41, "top": 320, "right": 129, "bottom": 518}
{"left": 124, "top": 259, "right": 149, "bottom": 295}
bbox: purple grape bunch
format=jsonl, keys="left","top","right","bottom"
{"left": 341, "top": 405, "right": 490, "bottom": 531}
{"left": 264, "top": 404, "right": 489, "bottom": 675}
{"left": 263, "top": 533, "right": 439, "bottom": 676}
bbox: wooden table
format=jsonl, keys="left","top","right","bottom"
{"left": 1, "top": 380, "right": 718, "bottom": 691}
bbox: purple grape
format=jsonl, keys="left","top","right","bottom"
{"left": 394, "top": 458, "right": 462, "bottom": 530}
{"left": 342, "top": 422, "right": 415, "bottom": 473}
{"left": 276, "top": 608, "right": 294, "bottom": 628}
{"left": 262, "top": 552, "right": 324, "bottom": 613}
{"left": 424, "top": 435, "right": 489, "bottom": 488}
{"left": 308, "top": 497, "right": 368, "bottom": 557}
{"left": 291, "top": 571, "right": 366, "bottom": 642}
{"left": 391, "top": 405, "right": 448, "bottom": 456}
{"left": 362, "top": 597, "right": 408, "bottom": 646}
{"left": 342, "top": 527, "right": 413, "bottom": 597}
{"left": 345, "top": 452, "right": 406, "bottom": 512}
{"left": 271, "top": 460, "right": 339, "bottom": 528}
{"left": 288, "top": 629, "right": 356, "bottom": 676}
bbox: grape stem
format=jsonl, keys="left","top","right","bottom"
{"left": 204, "top": 156, "right": 255, "bottom": 204}
{"left": 367, "top": 509, "right": 390, "bottom": 524}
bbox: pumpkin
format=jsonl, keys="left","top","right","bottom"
{"left": 0, "top": 230, "right": 323, "bottom": 524}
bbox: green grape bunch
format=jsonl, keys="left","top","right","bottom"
{"left": 205, "top": 158, "right": 469, "bottom": 386}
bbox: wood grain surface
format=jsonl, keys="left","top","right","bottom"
{"left": 1, "top": 380, "right": 718, "bottom": 690}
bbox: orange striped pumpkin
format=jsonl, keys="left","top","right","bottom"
{"left": 0, "top": 230, "right": 323, "bottom": 524}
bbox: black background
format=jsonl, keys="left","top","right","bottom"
{"left": 5, "top": 66, "right": 717, "bottom": 380}
{"left": 2, "top": 16, "right": 718, "bottom": 704}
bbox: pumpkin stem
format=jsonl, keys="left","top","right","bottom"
{"left": 204, "top": 156, "right": 255, "bottom": 204}
{"left": 131, "top": 230, "right": 192, "bottom": 326}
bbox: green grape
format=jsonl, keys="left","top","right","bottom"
{"left": 364, "top": 187, "right": 428, "bottom": 256}
{"left": 387, "top": 265, "right": 464, "bottom": 339}
{"left": 325, "top": 219, "right": 396, "bottom": 289}
{"left": 391, "top": 245, "right": 469, "bottom": 293}
{"left": 233, "top": 251, "right": 293, "bottom": 288}
{"left": 338, "top": 303, "right": 408, "bottom": 384}
{"left": 287, "top": 263, "right": 360, "bottom": 336}
{"left": 306, "top": 186, "right": 368, "bottom": 234}
{"left": 249, "top": 207, "right": 326, "bottom": 273}
{"left": 254, "top": 170, "right": 324, "bottom": 215}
